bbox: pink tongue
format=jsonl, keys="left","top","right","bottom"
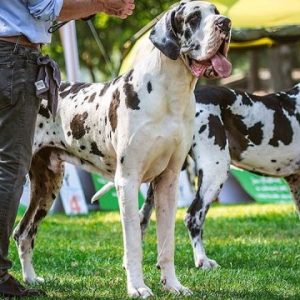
{"left": 211, "top": 52, "right": 232, "bottom": 78}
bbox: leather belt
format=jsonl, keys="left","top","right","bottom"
{"left": 0, "top": 35, "right": 41, "bottom": 50}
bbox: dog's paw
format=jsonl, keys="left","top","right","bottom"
{"left": 25, "top": 276, "right": 45, "bottom": 285}
{"left": 162, "top": 278, "right": 192, "bottom": 296}
{"left": 195, "top": 257, "right": 219, "bottom": 270}
{"left": 128, "top": 284, "right": 154, "bottom": 298}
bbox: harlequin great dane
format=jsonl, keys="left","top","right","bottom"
{"left": 137, "top": 83, "right": 300, "bottom": 271}
{"left": 12, "top": 1, "right": 231, "bottom": 298}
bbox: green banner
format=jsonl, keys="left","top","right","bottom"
{"left": 231, "top": 167, "right": 293, "bottom": 204}
{"left": 91, "top": 174, "right": 145, "bottom": 211}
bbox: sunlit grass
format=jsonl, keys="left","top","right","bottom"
{"left": 9, "top": 203, "right": 300, "bottom": 299}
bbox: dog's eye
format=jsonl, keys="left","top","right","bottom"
{"left": 188, "top": 12, "right": 201, "bottom": 29}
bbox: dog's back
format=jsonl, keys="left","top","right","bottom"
{"left": 194, "top": 83, "right": 300, "bottom": 177}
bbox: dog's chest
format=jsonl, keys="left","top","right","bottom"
{"left": 137, "top": 104, "right": 195, "bottom": 181}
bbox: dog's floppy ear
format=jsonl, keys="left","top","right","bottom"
{"left": 149, "top": 9, "right": 180, "bottom": 60}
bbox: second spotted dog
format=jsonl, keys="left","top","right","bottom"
{"left": 139, "top": 84, "right": 300, "bottom": 270}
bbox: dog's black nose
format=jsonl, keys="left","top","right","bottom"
{"left": 216, "top": 17, "right": 231, "bottom": 34}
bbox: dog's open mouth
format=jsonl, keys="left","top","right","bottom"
{"left": 188, "top": 40, "right": 232, "bottom": 78}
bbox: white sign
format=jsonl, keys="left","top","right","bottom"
{"left": 59, "top": 163, "right": 88, "bottom": 215}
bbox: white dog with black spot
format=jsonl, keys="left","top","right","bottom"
{"left": 13, "top": 1, "right": 231, "bottom": 298}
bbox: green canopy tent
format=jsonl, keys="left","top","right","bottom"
{"left": 214, "top": 0, "right": 300, "bottom": 47}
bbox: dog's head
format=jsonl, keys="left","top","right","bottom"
{"left": 150, "top": 0, "right": 232, "bottom": 78}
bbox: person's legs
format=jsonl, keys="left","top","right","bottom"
{"left": 0, "top": 42, "right": 42, "bottom": 296}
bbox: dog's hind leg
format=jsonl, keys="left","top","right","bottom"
{"left": 13, "top": 148, "right": 64, "bottom": 284}
{"left": 139, "top": 183, "right": 155, "bottom": 238}
{"left": 185, "top": 111, "right": 230, "bottom": 269}
{"left": 285, "top": 174, "right": 300, "bottom": 215}
{"left": 154, "top": 169, "right": 192, "bottom": 295}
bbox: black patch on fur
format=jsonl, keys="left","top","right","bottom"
{"left": 60, "top": 83, "right": 91, "bottom": 98}
{"left": 269, "top": 110, "right": 293, "bottom": 147}
{"left": 239, "top": 92, "right": 253, "bottom": 106}
{"left": 187, "top": 169, "right": 203, "bottom": 216}
{"left": 90, "top": 142, "right": 104, "bottom": 157}
{"left": 124, "top": 69, "right": 134, "bottom": 83}
{"left": 70, "top": 112, "right": 88, "bottom": 140}
{"left": 59, "top": 82, "right": 71, "bottom": 91}
{"left": 88, "top": 92, "right": 97, "bottom": 103}
{"left": 39, "top": 105, "right": 50, "bottom": 119}
{"left": 195, "top": 86, "right": 235, "bottom": 107}
{"left": 123, "top": 83, "right": 140, "bottom": 110}
{"left": 222, "top": 109, "right": 248, "bottom": 161}
{"left": 147, "top": 81, "right": 153, "bottom": 94}
{"left": 70, "top": 83, "right": 92, "bottom": 94}
{"left": 208, "top": 115, "right": 227, "bottom": 150}
{"left": 184, "top": 28, "right": 192, "bottom": 40}
{"left": 198, "top": 125, "right": 207, "bottom": 134}
{"left": 99, "top": 82, "right": 111, "bottom": 97}
{"left": 59, "top": 90, "right": 71, "bottom": 99}
{"left": 33, "top": 209, "right": 47, "bottom": 224}
{"left": 140, "top": 185, "right": 154, "bottom": 229}
{"left": 186, "top": 170, "right": 204, "bottom": 239}
{"left": 109, "top": 89, "right": 121, "bottom": 132}
{"left": 112, "top": 75, "right": 122, "bottom": 85}
{"left": 248, "top": 122, "right": 263, "bottom": 145}
{"left": 214, "top": 7, "right": 220, "bottom": 15}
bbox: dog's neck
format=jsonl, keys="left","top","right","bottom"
{"left": 137, "top": 48, "right": 197, "bottom": 115}
{"left": 158, "top": 50, "right": 197, "bottom": 92}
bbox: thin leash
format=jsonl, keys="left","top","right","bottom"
{"left": 86, "top": 20, "right": 115, "bottom": 78}
{"left": 48, "top": 16, "right": 115, "bottom": 78}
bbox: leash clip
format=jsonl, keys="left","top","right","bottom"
{"left": 48, "top": 21, "right": 69, "bottom": 33}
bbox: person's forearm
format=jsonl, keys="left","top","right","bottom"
{"left": 58, "top": 0, "right": 104, "bottom": 21}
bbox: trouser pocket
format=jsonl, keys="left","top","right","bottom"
{"left": 0, "top": 60, "right": 15, "bottom": 111}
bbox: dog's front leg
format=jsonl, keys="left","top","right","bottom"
{"left": 154, "top": 169, "right": 192, "bottom": 295}
{"left": 115, "top": 172, "right": 153, "bottom": 298}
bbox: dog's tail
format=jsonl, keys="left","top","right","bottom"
{"left": 91, "top": 182, "right": 115, "bottom": 203}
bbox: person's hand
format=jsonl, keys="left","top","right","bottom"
{"left": 100, "top": 0, "right": 135, "bottom": 19}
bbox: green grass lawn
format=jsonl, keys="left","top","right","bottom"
{"left": 9, "top": 203, "right": 300, "bottom": 299}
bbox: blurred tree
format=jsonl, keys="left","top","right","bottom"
{"left": 43, "top": 0, "right": 300, "bottom": 87}
{"left": 44, "top": 0, "right": 176, "bottom": 81}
